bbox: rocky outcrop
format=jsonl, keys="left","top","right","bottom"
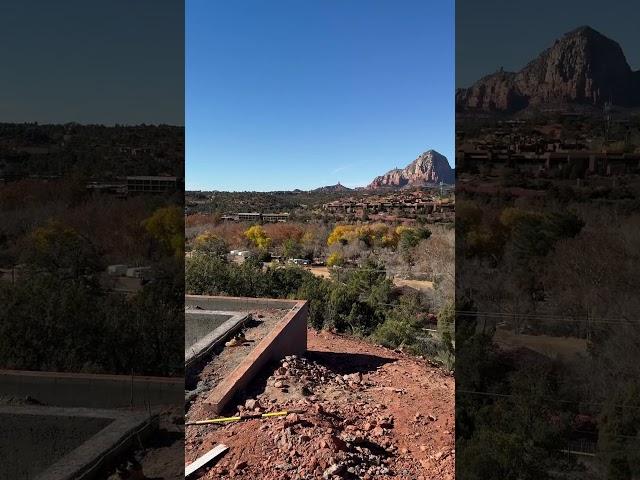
{"left": 457, "top": 26, "right": 640, "bottom": 113}
{"left": 312, "top": 182, "right": 352, "bottom": 193}
{"left": 367, "top": 150, "right": 453, "bottom": 189}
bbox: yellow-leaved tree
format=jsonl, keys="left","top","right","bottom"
{"left": 327, "top": 225, "right": 356, "bottom": 246}
{"left": 142, "top": 206, "right": 184, "bottom": 258}
{"left": 244, "top": 225, "right": 272, "bottom": 250}
{"left": 21, "top": 220, "right": 99, "bottom": 276}
{"left": 326, "top": 252, "right": 344, "bottom": 267}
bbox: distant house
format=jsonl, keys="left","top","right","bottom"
{"left": 126, "top": 176, "right": 180, "bottom": 194}
{"left": 262, "top": 212, "right": 289, "bottom": 223}
{"left": 126, "top": 266, "right": 153, "bottom": 280}
{"left": 86, "top": 181, "right": 127, "bottom": 196}
{"left": 237, "top": 212, "right": 262, "bottom": 222}
{"left": 106, "top": 265, "right": 128, "bottom": 276}
{"left": 236, "top": 212, "right": 289, "bottom": 223}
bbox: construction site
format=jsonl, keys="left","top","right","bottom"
{"left": 184, "top": 295, "right": 454, "bottom": 480}
{"left": 0, "top": 369, "right": 183, "bottom": 479}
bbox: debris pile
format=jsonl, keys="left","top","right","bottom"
{"left": 185, "top": 329, "right": 454, "bottom": 480}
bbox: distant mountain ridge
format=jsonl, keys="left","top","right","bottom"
{"left": 311, "top": 182, "right": 353, "bottom": 193}
{"left": 367, "top": 150, "right": 454, "bottom": 189}
{"left": 456, "top": 26, "right": 640, "bottom": 113}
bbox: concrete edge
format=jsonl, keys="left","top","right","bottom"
{"left": 0, "top": 370, "right": 183, "bottom": 384}
{"left": 185, "top": 295, "right": 301, "bottom": 310}
{"left": 185, "top": 311, "right": 250, "bottom": 367}
{"left": 0, "top": 406, "right": 158, "bottom": 480}
{"left": 203, "top": 300, "right": 308, "bottom": 415}
{"left": 0, "top": 371, "right": 183, "bottom": 409}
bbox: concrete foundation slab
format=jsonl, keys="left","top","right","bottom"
{"left": 0, "top": 405, "right": 158, "bottom": 480}
{"left": 184, "top": 296, "right": 308, "bottom": 415}
{"left": 185, "top": 310, "right": 249, "bottom": 368}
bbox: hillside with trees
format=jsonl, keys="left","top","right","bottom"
{"left": 456, "top": 120, "right": 640, "bottom": 478}
{"left": 0, "top": 124, "right": 184, "bottom": 376}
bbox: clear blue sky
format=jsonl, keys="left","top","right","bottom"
{"left": 187, "top": 0, "right": 454, "bottom": 191}
{"left": 0, "top": 0, "right": 183, "bottom": 125}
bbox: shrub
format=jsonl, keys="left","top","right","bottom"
{"left": 193, "top": 231, "right": 228, "bottom": 256}
{"left": 326, "top": 252, "right": 344, "bottom": 267}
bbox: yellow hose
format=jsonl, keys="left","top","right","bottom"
{"left": 186, "top": 409, "right": 302, "bottom": 425}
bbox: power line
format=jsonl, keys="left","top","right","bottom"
{"left": 456, "top": 310, "right": 635, "bottom": 326}
{"left": 573, "top": 430, "right": 640, "bottom": 441}
{"left": 457, "top": 389, "right": 640, "bottom": 411}
{"left": 456, "top": 310, "right": 630, "bottom": 322}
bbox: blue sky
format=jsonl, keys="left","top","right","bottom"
{"left": 187, "top": 0, "right": 454, "bottom": 191}
{"left": 0, "top": 0, "right": 183, "bottom": 125}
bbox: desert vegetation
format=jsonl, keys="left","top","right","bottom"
{"left": 456, "top": 145, "right": 640, "bottom": 478}
{"left": 185, "top": 211, "right": 455, "bottom": 370}
{"left": 0, "top": 123, "right": 184, "bottom": 377}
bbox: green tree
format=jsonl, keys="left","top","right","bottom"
{"left": 193, "top": 231, "right": 228, "bottom": 257}
{"left": 185, "top": 254, "right": 229, "bottom": 295}
{"left": 282, "top": 238, "right": 303, "bottom": 259}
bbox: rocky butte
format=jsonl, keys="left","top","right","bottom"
{"left": 367, "top": 150, "right": 454, "bottom": 189}
{"left": 456, "top": 26, "right": 640, "bottom": 113}
{"left": 311, "top": 182, "right": 353, "bottom": 193}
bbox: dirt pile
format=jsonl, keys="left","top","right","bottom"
{"left": 185, "top": 329, "right": 454, "bottom": 480}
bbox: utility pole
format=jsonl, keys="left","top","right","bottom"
{"left": 604, "top": 96, "right": 612, "bottom": 144}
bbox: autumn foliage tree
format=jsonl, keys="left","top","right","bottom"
{"left": 21, "top": 220, "right": 100, "bottom": 277}
{"left": 244, "top": 224, "right": 272, "bottom": 250}
{"left": 327, "top": 223, "right": 428, "bottom": 251}
{"left": 326, "top": 252, "right": 344, "bottom": 267}
{"left": 142, "top": 206, "right": 184, "bottom": 259}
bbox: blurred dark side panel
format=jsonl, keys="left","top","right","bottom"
{"left": 0, "top": 1, "right": 184, "bottom": 478}
{"left": 456, "top": 1, "right": 640, "bottom": 479}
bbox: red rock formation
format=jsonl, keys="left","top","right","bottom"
{"left": 457, "top": 26, "right": 640, "bottom": 113}
{"left": 367, "top": 150, "right": 453, "bottom": 189}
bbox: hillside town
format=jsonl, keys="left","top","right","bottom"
{"left": 322, "top": 189, "right": 454, "bottom": 223}
{"left": 457, "top": 115, "right": 640, "bottom": 179}
{"left": 456, "top": 24, "right": 640, "bottom": 479}
{"left": 0, "top": 123, "right": 183, "bottom": 183}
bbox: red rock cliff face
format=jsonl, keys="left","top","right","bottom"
{"left": 367, "top": 150, "right": 453, "bottom": 189}
{"left": 456, "top": 26, "right": 639, "bottom": 112}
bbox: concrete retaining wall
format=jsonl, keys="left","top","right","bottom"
{"left": 199, "top": 297, "right": 308, "bottom": 415}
